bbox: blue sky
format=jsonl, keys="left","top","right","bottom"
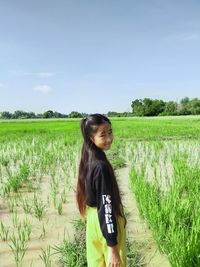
{"left": 0, "top": 0, "right": 200, "bottom": 114}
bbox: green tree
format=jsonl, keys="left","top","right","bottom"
{"left": 163, "top": 101, "right": 177, "bottom": 115}
{"left": 143, "top": 98, "right": 165, "bottom": 116}
{"left": 13, "top": 110, "right": 28, "bottom": 119}
{"left": 68, "top": 111, "right": 82, "bottom": 118}
{"left": 0, "top": 111, "right": 12, "bottom": 119}
{"left": 178, "top": 97, "right": 191, "bottom": 115}
{"left": 180, "top": 97, "right": 190, "bottom": 106}
{"left": 131, "top": 99, "right": 144, "bottom": 116}
{"left": 190, "top": 98, "right": 200, "bottom": 115}
{"left": 107, "top": 111, "right": 121, "bottom": 117}
{"left": 43, "top": 110, "right": 54, "bottom": 118}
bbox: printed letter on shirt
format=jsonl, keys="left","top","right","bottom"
{"left": 105, "top": 204, "right": 112, "bottom": 213}
{"left": 102, "top": 194, "right": 112, "bottom": 205}
{"left": 102, "top": 194, "right": 115, "bottom": 233}
{"left": 107, "top": 223, "right": 114, "bottom": 234}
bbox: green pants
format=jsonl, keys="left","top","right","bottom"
{"left": 86, "top": 205, "right": 127, "bottom": 267}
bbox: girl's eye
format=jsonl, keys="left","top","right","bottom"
{"left": 100, "top": 132, "right": 112, "bottom": 137}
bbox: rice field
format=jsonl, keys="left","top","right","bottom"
{"left": 127, "top": 141, "right": 200, "bottom": 266}
{"left": 0, "top": 115, "right": 199, "bottom": 266}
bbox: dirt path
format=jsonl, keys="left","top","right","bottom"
{"left": 116, "top": 164, "right": 171, "bottom": 267}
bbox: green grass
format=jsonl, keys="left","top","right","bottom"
{"left": 129, "top": 142, "right": 200, "bottom": 267}
{"left": 1, "top": 115, "right": 200, "bottom": 143}
{"left": 0, "top": 115, "right": 200, "bottom": 266}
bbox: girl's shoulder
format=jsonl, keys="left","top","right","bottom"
{"left": 90, "top": 159, "right": 108, "bottom": 169}
{"left": 89, "top": 160, "right": 110, "bottom": 177}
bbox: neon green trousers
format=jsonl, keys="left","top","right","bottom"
{"left": 86, "top": 205, "right": 127, "bottom": 267}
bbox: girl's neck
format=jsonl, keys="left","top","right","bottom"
{"left": 88, "top": 146, "right": 106, "bottom": 164}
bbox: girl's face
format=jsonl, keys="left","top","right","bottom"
{"left": 90, "top": 122, "right": 113, "bottom": 151}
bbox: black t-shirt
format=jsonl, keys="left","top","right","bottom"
{"left": 86, "top": 159, "right": 118, "bottom": 247}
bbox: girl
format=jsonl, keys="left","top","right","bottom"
{"left": 76, "top": 113, "right": 127, "bottom": 267}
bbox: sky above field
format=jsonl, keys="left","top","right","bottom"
{"left": 0, "top": 0, "right": 200, "bottom": 114}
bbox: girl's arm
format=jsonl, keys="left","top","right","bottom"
{"left": 92, "top": 161, "right": 118, "bottom": 247}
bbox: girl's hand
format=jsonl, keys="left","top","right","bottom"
{"left": 108, "top": 245, "right": 121, "bottom": 267}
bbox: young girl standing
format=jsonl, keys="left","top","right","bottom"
{"left": 76, "top": 113, "right": 127, "bottom": 267}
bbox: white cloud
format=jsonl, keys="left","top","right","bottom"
{"left": 36, "top": 72, "right": 55, "bottom": 77}
{"left": 9, "top": 70, "right": 55, "bottom": 77}
{"left": 25, "top": 72, "right": 55, "bottom": 77}
{"left": 164, "top": 32, "right": 200, "bottom": 42}
{"left": 33, "top": 85, "right": 52, "bottom": 94}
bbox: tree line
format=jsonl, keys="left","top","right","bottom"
{"left": 107, "top": 97, "right": 200, "bottom": 117}
{"left": 0, "top": 110, "right": 86, "bottom": 119}
{"left": 129, "top": 96, "right": 200, "bottom": 117}
{"left": 0, "top": 97, "right": 200, "bottom": 119}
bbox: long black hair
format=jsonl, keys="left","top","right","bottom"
{"left": 76, "top": 113, "right": 126, "bottom": 225}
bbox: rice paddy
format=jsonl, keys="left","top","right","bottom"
{"left": 0, "top": 115, "right": 199, "bottom": 266}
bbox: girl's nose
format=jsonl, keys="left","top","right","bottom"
{"left": 107, "top": 137, "right": 113, "bottom": 143}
